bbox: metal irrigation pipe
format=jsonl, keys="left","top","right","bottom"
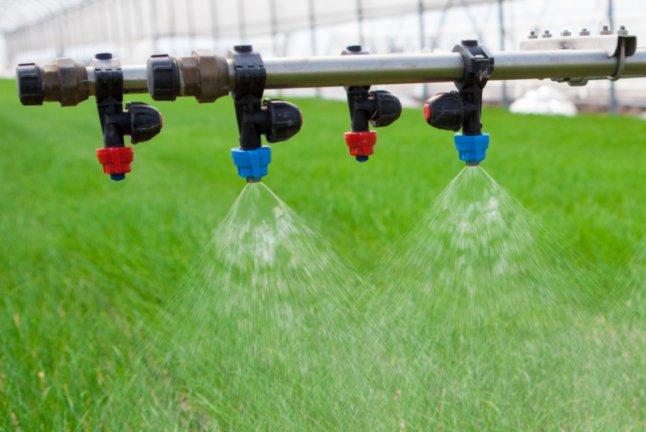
{"left": 16, "top": 36, "right": 646, "bottom": 106}
{"left": 97, "top": 49, "right": 646, "bottom": 95}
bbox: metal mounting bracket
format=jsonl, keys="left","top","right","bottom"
{"left": 520, "top": 29, "right": 637, "bottom": 86}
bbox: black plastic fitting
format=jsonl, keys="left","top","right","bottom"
{"left": 94, "top": 53, "right": 162, "bottom": 181}
{"left": 228, "top": 45, "right": 302, "bottom": 150}
{"left": 122, "top": 102, "right": 163, "bottom": 143}
{"left": 16, "top": 63, "right": 44, "bottom": 105}
{"left": 98, "top": 101, "right": 162, "bottom": 147}
{"left": 370, "top": 90, "right": 402, "bottom": 127}
{"left": 452, "top": 40, "right": 494, "bottom": 135}
{"left": 424, "top": 40, "right": 494, "bottom": 136}
{"left": 95, "top": 65, "right": 125, "bottom": 149}
{"left": 342, "top": 46, "right": 402, "bottom": 133}
{"left": 147, "top": 54, "right": 180, "bottom": 101}
{"left": 423, "top": 92, "right": 463, "bottom": 131}
{"left": 345, "top": 86, "right": 402, "bottom": 131}
{"left": 263, "top": 99, "right": 302, "bottom": 143}
{"left": 229, "top": 45, "right": 267, "bottom": 150}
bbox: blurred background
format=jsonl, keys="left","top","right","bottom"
{"left": 1, "top": 0, "right": 645, "bottom": 112}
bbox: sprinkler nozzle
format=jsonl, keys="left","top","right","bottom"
{"left": 96, "top": 146, "right": 134, "bottom": 180}
{"left": 231, "top": 146, "right": 271, "bottom": 181}
{"left": 345, "top": 131, "right": 377, "bottom": 162}
{"left": 454, "top": 134, "right": 489, "bottom": 165}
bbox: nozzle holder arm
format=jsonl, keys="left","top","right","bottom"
{"left": 93, "top": 54, "right": 133, "bottom": 181}
{"left": 452, "top": 40, "right": 494, "bottom": 136}
{"left": 228, "top": 45, "right": 303, "bottom": 181}
{"left": 228, "top": 45, "right": 269, "bottom": 182}
{"left": 94, "top": 54, "right": 126, "bottom": 149}
{"left": 423, "top": 41, "right": 493, "bottom": 165}
{"left": 342, "top": 46, "right": 402, "bottom": 162}
{"left": 94, "top": 53, "right": 163, "bottom": 181}
{"left": 346, "top": 85, "right": 373, "bottom": 133}
{"left": 229, "top": 45, "right": 267, "bottom": 151}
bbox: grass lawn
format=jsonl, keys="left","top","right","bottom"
{"left": 1, "top": 77, "right": 645, "bottom": 429}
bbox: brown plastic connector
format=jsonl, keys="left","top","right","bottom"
{"left": 177, "top": 50, "right": 230, "bottom": 103}
{"left": 17, "top": 58, "right": 89, "bottom": 107}
{"left": 43, "top": 58, "right": 90, "bottom": 106}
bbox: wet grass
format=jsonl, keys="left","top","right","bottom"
{"left": 1, "top": 78, "right": 646, "bottom": 429}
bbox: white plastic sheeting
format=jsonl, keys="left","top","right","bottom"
{"left": 3, "top": 0, "right": 644, "bottom": 66}
{"left": 0, "top": 0, "right": 84, "bottom": 32}
{"left": 0, "top": 0, "right": 498, "bottom": 35}
{"left": 1, "top": 0, "right": 501, "bottom": 70}
{"left": 510, "top": 85, "right": 578, "bottom": 116}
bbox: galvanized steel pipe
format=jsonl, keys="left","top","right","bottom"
{"left": 17, "top": 48, "right": 646, "bottom": 104}
{"left": 113, "top": 49, "right": 646, "bottom": 94}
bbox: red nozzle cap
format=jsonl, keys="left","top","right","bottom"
{"left": 423, "top": 103, "right": 432, "bottom": 122}
{"left": 344, "top": 131, "right": 377, "bottom": 157}
{"left": 96, "top": 147, "right": 134, "bottom": 175}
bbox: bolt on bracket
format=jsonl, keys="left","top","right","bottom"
{"left": 519, "top": 26, "right": 637, "bottom": 86}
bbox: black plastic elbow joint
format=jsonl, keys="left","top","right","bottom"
{"left": 343, "top": 88, "right": 402, "bottom": 162}
{"left": 94, "top": 53, "right": 163, "bottom": 181}
{"left": 423, "top": 40, "right": 494, "bottom": 136}
{"left": 342, "top": 46, "right": 403, "bottom": 162}
{"left": 229, "top": 45, "right": 303, "bottom": 181}
{"left": 423, "top": 41, "right": 494, "bottom": 166}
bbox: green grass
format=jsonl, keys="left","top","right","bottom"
{"left": 1, "top": 77, "right": 645, "bottom": 430}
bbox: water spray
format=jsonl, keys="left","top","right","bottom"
{"left": 15, "top": 27, "right": 641, "bottom": 179}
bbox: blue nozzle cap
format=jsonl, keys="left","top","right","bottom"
{"left": 110, "top": 173, "right": 125, "bottom": 181}
{"left": 355, "top": 155, "right": 369, "bottom": 163}
{"left": 454, "top": 133, "right": 489, "bottom": 164}
{"left": 231, "top": 146, "right": 271, "bottom": 180}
